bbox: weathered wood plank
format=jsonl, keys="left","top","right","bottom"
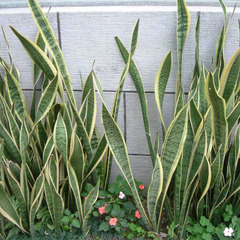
{"left": 126, "top": 92, "right": 176, "bottom": 155}
{"left": 60, "top": 7, "right": 240, "bottom": 92}
{"left": 0, "top": 0, "right": 237, "bottom": 8}
{"left": 0, "top": 7, "right": 239, "bottom": 92}
{"left": 110, "top": 155, "right": 153, "bottom": 185}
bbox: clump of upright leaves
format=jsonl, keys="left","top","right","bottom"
{"left": 112, "top": 0, "right": 240, "bottom": 239}
{"left": 0, "top": 0, "right": 142, "bottom": 238}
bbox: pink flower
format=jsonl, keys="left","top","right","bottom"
{"left": 135, "top": 210, "right": 141, "bottom": 219}
{"left": 139, "top": 184, "right": 145, "bottom": 190}
{"left": 109, "top": 217, "right": 118, "bottom": 226}
{"left": 98, "top": 204, "right": 108, "bottom": 215}
{"left": 84, "top": 197, "right": 87, "bottom": 200}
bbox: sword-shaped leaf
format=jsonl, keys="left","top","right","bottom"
{"left": 179, "top": 126, "right": 207, "bottom": 228}
{"left": 53, "top": 113, "right": 68, "bottom": 164}
{"left": 0, "top": 121, "right": 21, "bottom": 164}
{"left": 69, "top": 133, "right": 84, "bottom": 184}
{"left": 192, "top": 14, "right": 200, "bottom": 80}
{"left": 227, "top": 101, "right": 240, "bottom": 137}
{"left": 3, "top": 64, "right": 27, "bottom": 121}
{"left": 147, "top": 154, "right": 163, "bottom": 229}
{"left": 27, "top": 0, "right": 76, "bottom": 107}
{"left": 157, "top": 103, "right": 189, "bottom": 231}
{"left": 82, "top": 179, "right": 99, "bottom": 237}
{"left": 10, "top": 27, "right": 56, "bottom": 81}
{"left": 67, "top": 163, "right": 83, "bottom": 225}
{"left": 205, "top": 72, "right": 227, "bottom": 160}
{"left": 176, "top": 0, "right": 191, "bottom": 100}
{"left": 93, "top": 70, "right": 152, "bottom": 229}
{"left": 52, "top": 188, "right": 64, "bottom": 231}
{"left": 0, "top": 182, "right": 23, "bottom": 230}
{"left": 82, "top": 72, "right": 97, "bottom": 139}
{"left": 35, "top": 74, "right": 58, "bottom": 125}
{"left": 103, "top": 20, "right": 140, "bottom": 188}
{"left": 155, "top": 51, "right": 172, "bottom": 140}
{"left": 115, "top": 37, "right": 155, "bottom": 165}
{"left": 197, "top": 157, "right": 211, "bottom": 218}
{"left": 29, "top": 174, "right": 44, "bottom": 236}
{"left": 7, "top": 168, "right": 29, "bottom": 231}
{"left": 219, "top": 47, "right": 240, "bottom": 103}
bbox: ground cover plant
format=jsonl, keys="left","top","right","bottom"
{"left": 0, "top": 0, "right": 239, "bottom": 239}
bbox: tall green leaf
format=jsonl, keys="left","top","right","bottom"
{"left": 28, "top": 0, "right": 76, "bottom": 107}
{"left": 29, "top": 174, "right": 44, "bottom": 236}
{"left": 82, "top": 180, "right": 99, "bottom": 236}
{"left": 206, "top": 73, "right": 227, "bottom": 158}
{"left": 53, "top": 113, "right": 68, "bottom": 164}
{"left": 67, "top": 163, "right": 83, "bottom": 224}
{"left": 147, "top": 155, "right": 163, "bottom": 229}
{"left": 69, "top": 133, "right": 84, "bottom": 184}
{"left": 2, "top": 64, "right": 27, "bottom": 121}
{"left": 176, "top": 0, "right": 191, "bottom": 100}
{"left": 219, "top": 47, "right": 240, "bottom": 103}
{"left": 82, "top": 72, "right": 97, "bottom": 139}
{"left": 35, "top": 74, "right": 58, "bottom": 125}
{"left": 115, "top": 37, "right": 155, "bottom": 165}
{"left": 157, "top": 103, "right": 189, "bottom": 231}
{"left": 154, "top": 51, "right": 172, "bottom": 140}
{"left": 10, "top": 27, "right": 56, "bottom": 81}
{"left": 7, "top": 168, "right": 29, "bottom": 230}
{"left": 0, "top": 182, "right": 22, "bottom": 230}
{"left": 0, "top": 121, "right": 21, "bottom": 164}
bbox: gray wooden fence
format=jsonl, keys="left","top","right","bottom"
{"left": 0, "top": 3, "right": 239, "bottom": 184}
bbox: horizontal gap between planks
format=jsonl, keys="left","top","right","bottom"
{"left": 22, "top": 89, "right": 188, "bottom": 95}
{"left": 0, "top": 6, "right": 239, "bottom": 14}
{"left": 128, "top": 153, "right": 151, "bottom": 157}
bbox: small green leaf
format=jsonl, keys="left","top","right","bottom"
{"left": 111, "top": 204, "right": 121, "bottom": 217}
{"left": 72, "top": 219, "right": 81, "bottom": 228}
{"left": 122, "top": 201, "right": 135, "bottom": 211}
{"left": 61, "top": 216, "right": 70, "bottom": 224}
{"left": 99, "top": 222, "right": 110, "bottom": 232}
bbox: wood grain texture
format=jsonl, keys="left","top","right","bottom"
{"left": 126, "top": 92, "right": 176, "bottom": 155}
{"left": 110, "top": 155, "right": 153, "bottom": 185}
{"left": 60, "top": 8, "right": 240, "bottom": 92}
{"left": 0, "top": 0, "right": 237, "bottom": 8}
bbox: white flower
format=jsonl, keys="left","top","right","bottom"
{"left": 119, "top": 191, "right": 125, "bottom": 199}
{"left": 223, "top": 227, "right": 234, "bottom": 237}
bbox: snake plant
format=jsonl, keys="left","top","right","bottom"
{"left": 0, "top": 0, "right": 139, "bottom": 237}
{"left": 97, "top": 0, "right": 240, "bottom": 239}
{"left": 0, "top": 0, "right": 239, "bottom": 239}
{"left": 0, "top": 52, "right": 101, "bottom": 237}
